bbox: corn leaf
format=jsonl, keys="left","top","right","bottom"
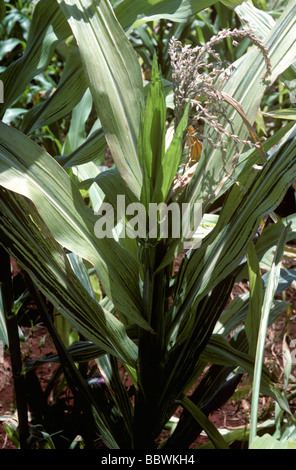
{"left": 0, "top": 0, "right": 6, "bottom": 22}
{"left": 154, "top": 103, "right": 190, "bottom": 204}
{"left": 56, "top": 127, "right": 107, "bottom": 168}
{"left": 245, "top": 242, "right": 263, "bottom": 358}
{"left": 0, "top": 122, "right": 152, "bottom": 332}
{"left": 249, "top": 222, "right": 292, "bottom": 445}
{"left": 57, "top": 0, "right": 144, "bottom": 199}
{"left": 233, "top": 0, "right": 296, "bottom": 86}
{"left": 172, "top": 123, "right": 296, "bottom": 340}
{"left": 115, "top": 0, "right": 219, "bottom": 31}
{"left": 0, "top": 189, "right": 138, "bottom": 368}
{"left": 250, "top": 434, "right": 296, "bottom": 449}
{"left": 138, "top": 54, "right": 166, "bottom": 209}
{"left": 0, "top": 290, "right": 8, "bottom": 346}
{"left": 0, "top": 0, "right": 71, "bottom": 117}
{"left": 262, "top": 109, "right": 296, "bottom": 121}
{"left": 177, "top": 396, "right": 230, "bottom": 449}
{"left": 20, "top": 48, "right": 88, "bottom": 135}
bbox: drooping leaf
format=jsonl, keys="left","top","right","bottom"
{"left": 0, "top": 188, "right": 138, "bottom": 368}
{"left": 177, "top": 396, "right": 230, "bottom": 449}
{"left": 0, "top": 122, "right": 151, "bottom": 332}
{"left": 115, "top": 0, "right": 219, "bottom": 31}
{"left": 20, "top": 48, "right": 88, "bottom": 134}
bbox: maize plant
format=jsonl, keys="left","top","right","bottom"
{"left": 1, "top": 0, "right": 296, "bottom": 450}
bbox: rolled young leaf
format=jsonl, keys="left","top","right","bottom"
{"left": 245, "top": 242, "right": 264, "bottom": 358}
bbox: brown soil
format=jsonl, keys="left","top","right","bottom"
{"left": 0, "top": 325, "right": 56, "bottom": 449}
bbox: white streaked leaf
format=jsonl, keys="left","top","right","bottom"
{"left": 0, "top": 122, "right": 153, "bottom": 332}
{"left": 58, "top": 0, "right": 144, "bottom": 199}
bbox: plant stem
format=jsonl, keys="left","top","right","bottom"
{"left": 133, "top": 244, "right": 166, "bottom": 448}
{"left": 0, "top": 247, "right": 29, "bottom": 448}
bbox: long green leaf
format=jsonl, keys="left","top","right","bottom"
{"left": 58, "top": 0, "right": 144, "bottom": 199}
{"left": 214, "top": 268, "right": 294, "bottom": 338}
{"left": 0, "top": 290, "right": 8, "bottom": 346}
{"left": 245, "top": 241, "right": 263, "bottom": 358}
{"left": 56, "top": 127, "right": 107, "bottom": 168}
{"left": 20, "top": 49, "right": 88, "bottom": 134}
{"left": 0, "top": 189, "right": 138, "bottom": 368}
{"left": 154, "top": 103, "right": 190, "bottom": 204}
{"left": 139, "top": 53, "right": 166, "bottom": 209}
{"left": 172, "top": 124, "right": 296, "bottom": 339}
{"left": 250, "top": 434, "right": 296, "bottom": 449}
{"left": 236, "top": 213, "right": 296, "bottom": 282}
{"left": 115, "top": 0, "right": 219, "bottom": 31}
{"left": 201, "top": 334, "right": 290, "bottom": 413}
{"left": 249, "top": 222, "right": 292, "bottom": 445}
{"left": 232, "top": 0, "right": 296, "bottom": 87}
{"left": 177, "top": 396, "right": 230, "bottom": 449}
{"left": 0, "top": 0, "right": 71, "bottom": 117}
{"left": 0, "top": 122, "right": 151, "bottom": 332}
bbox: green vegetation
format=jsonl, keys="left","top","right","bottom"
{"left": 1, "top": 0, "right": 296, "bottom": 450}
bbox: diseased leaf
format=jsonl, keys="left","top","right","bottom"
{"left": 58, "top": 0, "right": 144, "bottom": 199}
{"left": 0, "top": 189, "right": 138, "bottom": 368}
{"left": 0, "top": 122, "right": 152, "bottom": 332}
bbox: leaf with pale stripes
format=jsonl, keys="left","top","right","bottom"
{"left": 0, "top": 188, "right": 138, "bottom": 367}
{"left": 177, "top": 396, "right": 230, "bottom": 449}
{"left": 57, "top": 0, "right": 144, "bottom": 199}
{"left": 0, "top": 122, "right": 152, "bottom": 332}
{"left": 56, "top": 127, "right": 107, "bottom": 168}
